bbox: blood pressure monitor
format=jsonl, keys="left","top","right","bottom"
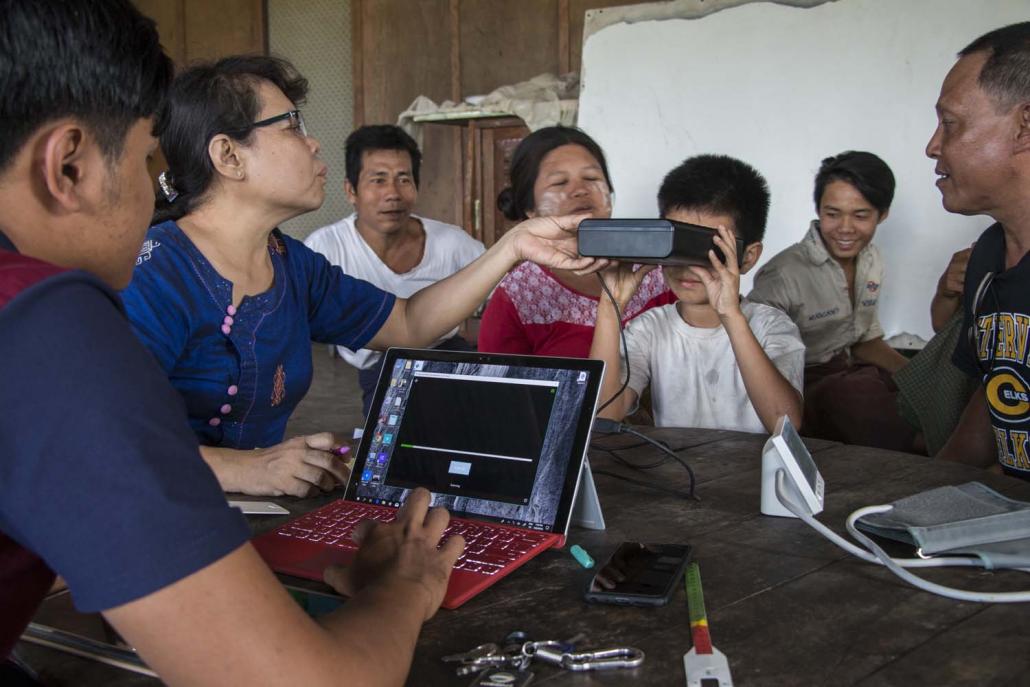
{"left": 761, "top": 416, "right": 825, "bottom": 517}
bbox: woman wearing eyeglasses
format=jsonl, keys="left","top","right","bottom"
{"left": 121, "top": 56, "right": 601, "bottom": 498}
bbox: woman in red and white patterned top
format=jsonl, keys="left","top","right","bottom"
{"left": 479, "top": 126, "right": 674, "bottom": 357}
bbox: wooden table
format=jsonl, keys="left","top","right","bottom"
{"left": 17, "top": 428, "right": 1030, "bottom": 685}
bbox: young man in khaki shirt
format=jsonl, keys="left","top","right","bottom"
{"left": 749, "top": 151, "right": 917, "bottom": 451}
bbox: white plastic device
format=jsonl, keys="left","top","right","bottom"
{"left": 760, "top": 416, "right": 824, "bottom": 518}
{"left": 571, "top": 458, "right": 606, "bottom": 530}
{"left": 228, "top": 500, "right": 290, "bottom": 515}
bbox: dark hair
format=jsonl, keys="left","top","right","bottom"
{"left": 153, "top": 55, "right": 309, "bottom": 223}
{"left": 813, "top": 151, "right": 895, "bottom": 216}
{"left": 960, "top": 22, "right": 1030, "bottom": 111}
{"left": 657, "top": 154, "right": 770, "bottom": 246}
{"left": 0, "top": 0, "right": 172, "bottom": 174}
{"left": 497, "top": 126, "right": 612, "bottom": 221}
{"left": 345, "top": 125, "right": 422, "bottom": 191}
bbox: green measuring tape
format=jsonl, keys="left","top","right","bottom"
{"left": 683, "top": 562, "right": 733, "bottom": 686}
{"left": 685, "top": 562, "right": 713, "bottom": 654}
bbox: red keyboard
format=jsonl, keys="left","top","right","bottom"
{"left": 271, "top": 501, "right": 552, "bottom": 576}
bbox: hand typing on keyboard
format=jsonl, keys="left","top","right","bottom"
{"left": 323, "top": 488, "right": 465, "bottom": 620}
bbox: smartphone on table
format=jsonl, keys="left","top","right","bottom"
{"left": 583, "top": 542, "right": 692, "bottom": 607}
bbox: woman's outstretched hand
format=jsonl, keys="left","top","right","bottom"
{"left": 503, "top": 213, "right": 609, "bottom": 275}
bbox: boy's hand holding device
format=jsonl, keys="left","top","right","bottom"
{"left": 598, "top": 262, "right": 657, "bottom": 313}
{"left": 688, "top": 225, "right": 742, "bottom": 319}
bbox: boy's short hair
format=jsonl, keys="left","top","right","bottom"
{"left": 345, "top": 125, "right": 422, "bottom": 191}
{"left": 813, "top": 151, "right": 895, "bottom": 216}
{"left": 0, "top": 0, "right": 172, "bottom": 174}
{"left": 657, "top": 154, "right": 770, "bottom": 246}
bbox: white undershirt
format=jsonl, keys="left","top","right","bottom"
{"left": 304, "top": 213, "right": 485, "bottom": 369}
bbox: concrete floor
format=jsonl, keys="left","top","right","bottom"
{"left": 285, "top": 345, "right": 367, "bottom": 441}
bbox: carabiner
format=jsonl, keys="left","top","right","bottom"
{"left": 561, "top": 647, "right": 645, "bottom": 671}
{"left": 521, "top": 640, "right": 566, "bottom": 665}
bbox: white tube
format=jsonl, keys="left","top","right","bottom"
{"left": 774, "top": 470, "right": 1030, "bottom": 602}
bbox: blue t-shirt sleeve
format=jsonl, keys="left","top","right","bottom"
{"left": 0, "top": 274, "right": 250, "bottom": 613}
{"left": 287, "top": 234, "right": 396, "bottom": 350}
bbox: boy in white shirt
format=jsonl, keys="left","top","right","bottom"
{"left": 590, "top": 155, "right": 805, "bottom": 433}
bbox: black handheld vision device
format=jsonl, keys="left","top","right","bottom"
{"left": 577, "top": 218, "right": 744, "bottom": 267}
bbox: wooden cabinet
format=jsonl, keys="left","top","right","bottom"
{"left": 414, "top": 115, "right": 529, "bottom": 344}
{"left": 410, "top": 116, "right": 528, "bottom": 248}
{"left": 477, "top": 119, "right": 529, "bottom": 246}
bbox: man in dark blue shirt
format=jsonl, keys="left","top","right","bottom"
{"left": 929, "top": 22, "right": 1030, "bottom": 481}
{"left": 0, "top": 2, "right": 462, "bottom": 685}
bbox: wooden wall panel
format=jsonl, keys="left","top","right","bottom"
{"left": 134, "top": 0, "right": 187, "bottom": 65}
{"left": 352, "top": 0, "right": 659, "bottom": 246}
{"left": 352, "top": 0, "right": 366, "bottom": 126}
{"left": 415, "top": 124, "right": 464, "bottom": 228}
{"left": 133, "top": 0, "right": 267, "bottom": 191}
{"left": 358, "top": 0, "right": 453, "bottom": 124}
{"left": 353, "top": 1, "right": 653, "bottom": 124}
{"left": 183, "top": 0, "right": 267, "bottom": 63}
{"left": 136, "top": 0, "right": 267, "bottom": 66}
{"left": 458, "top": 0, "right": 561, "bottom": 97}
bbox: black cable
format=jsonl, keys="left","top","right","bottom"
{"left": 589, "top": 419, "right": 698, "bottom": 500}
{"left": 592, "top": 469, "right": 694, "bottom": 500}
{"left": 595, "top": 273, "right": 631, "bottom": 415}
{"left": 594, "top": 437, "right": 675, "bottom": 452}
{"left": 621, "top": 425, "right": 697, "bottom": 498}
{"left": 595, "top": 447, "right": 670, "bottom": 471}
{"left": 592, "top": 439, "right": 677, "bottom": 470}
{"left": 589, "top": 276, "right": 698, "bottom": 499}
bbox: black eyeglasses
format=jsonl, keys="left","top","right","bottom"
{"left": 233, "top": 110, "right": 307, "bottom": 138}
{"left": 967, "top": 271, "right": 1000, "bottom": 377}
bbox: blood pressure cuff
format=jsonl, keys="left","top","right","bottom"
{"left": 855, "top": 482, "right": 1030, "bottom": 570}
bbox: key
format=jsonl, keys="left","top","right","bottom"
{"left": 467, "top": 667, "right": 535, "bottom": 686}
{"left": 442, "top": 643, "right": 499, "bottom": 663}
{"left": 456, "top": 655, "right": 514, "bottom": 677}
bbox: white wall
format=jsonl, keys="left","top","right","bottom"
{"left": 579, "top": 0, "right": 1027, "bottom": 341}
